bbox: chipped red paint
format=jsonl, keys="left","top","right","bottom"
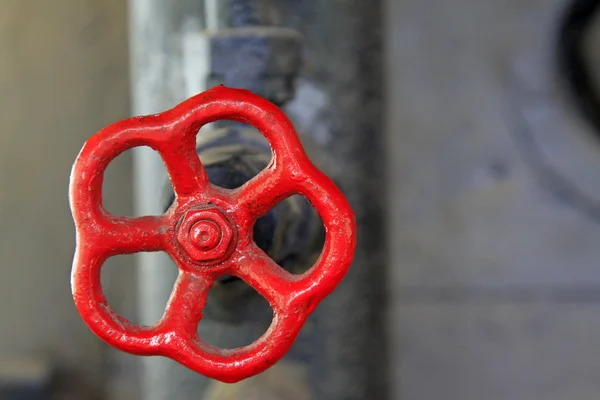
{"left": 69, "top": 86, "right": 356, "bottom": 383}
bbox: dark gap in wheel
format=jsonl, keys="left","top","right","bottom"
{"left": 260, "top": 194, "right": 325, "bottom": 275}
{"left": 198, "top": 279, "right": 273, "bottom": 348}
{"left": 103, "top": 146, "right": 172, "bottom": 217}
{"left": 101, "top": 252, "right": 178, "bottom": 326}
{"left": 199, "top": 121, "right": 272, "bottom": 189}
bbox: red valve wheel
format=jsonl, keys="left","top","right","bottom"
{"left": 69, "top": 86, "right": 356, "bottom": 383}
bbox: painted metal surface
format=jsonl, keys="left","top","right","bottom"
{"left": 69, "top": 86, "right": 356, "bottom": 383}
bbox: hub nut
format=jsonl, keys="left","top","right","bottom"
{"left": 176, "top": 206, "right": 236, "bottom": 263}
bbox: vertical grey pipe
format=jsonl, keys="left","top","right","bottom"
{"left": 128, "top": 1, "right": 205, "bottom": 400}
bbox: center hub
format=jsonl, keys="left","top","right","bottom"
{"left": 176, "top": 206, "right": 236, "bottom": 263}
{"left": 190, "top": 221, "right": 220, "bottom": 250}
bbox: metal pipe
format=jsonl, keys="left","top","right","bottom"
{"left": 128, "top": 1, "right": 205, "bottom": 399}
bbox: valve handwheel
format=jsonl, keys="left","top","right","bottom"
{"left": 69, "top": 86, "right": 356, "bottom": 383}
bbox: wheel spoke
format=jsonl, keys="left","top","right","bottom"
{"left": 233, "top": 244, "right": 297, "bottom": 310}
{"left": 163, "top": 271, "right": 213, "bottom": 336}
{"left": 91, "top": 214, "right": 169, "bottom": 256}
{"left": 232, "top": 166, "right": 296, "bottom": 221}
{"left": 158, "top": 132, "right": 209, "bottom": 199}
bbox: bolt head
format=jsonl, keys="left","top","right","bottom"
{"left": 176, "top": 206, "right": 236, "bottom": 263}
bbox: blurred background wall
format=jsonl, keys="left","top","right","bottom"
{"left": 388, "top": 0, "right": 600, "bottom": 399}
{"left": 0, "top": 1, "right": 132, "bottom": 398}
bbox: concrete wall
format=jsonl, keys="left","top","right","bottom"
{"left": 387, "top": 0, "right": 600, "bottom": 399}
{"left": 0, "top": 1, "right": 131, "bottom": 398}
